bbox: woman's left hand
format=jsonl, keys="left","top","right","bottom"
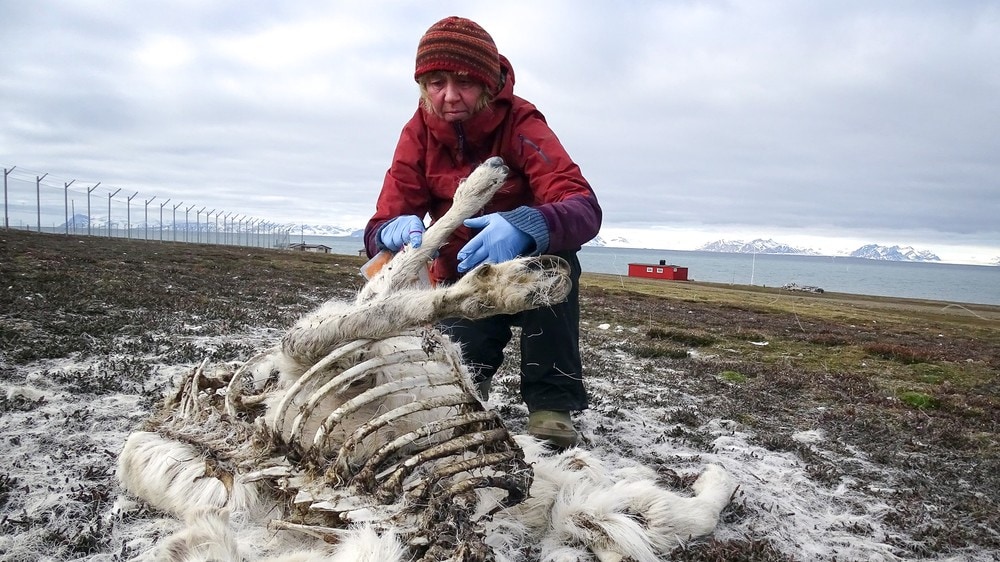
{"left": 457, "top": 214, "right": 531, "bottom": 272}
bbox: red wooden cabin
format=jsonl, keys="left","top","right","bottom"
{"left": 627, "top": 260, "right": 688, "bottom": 281}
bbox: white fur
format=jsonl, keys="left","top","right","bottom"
{"left": 150, "top": 507, "right": 241, "bottom": 562}
{"left": 506, "top": 435, "right": 737, "bottom": 562}
{"left": 147, "top": 510, "right": 405, "bottom": 562}
{"left": 324, "top": 525, "right": 407, "bottom": 562}
{"left": 256, "top": 525, "right": 406, "bottom": 562}
{"left": 117, "top": 432, "right": 267, "bottom": 522}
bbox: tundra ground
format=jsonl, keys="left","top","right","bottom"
{"left": 1, "top": 229, "right": 997, "bottom": 561}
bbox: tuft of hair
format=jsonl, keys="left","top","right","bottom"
{"left": 326, "top": 525, "right": 408, "bottom": 562}
{"left": 154, "top": 507, "right": 241, "bottom": 562}
{"left": 550, "top": 480, "right": 660, "bottom": 562}
{"left": 117, "top": 431, "right": 268, "bottom": 522}
{"left": 510, "top": 435, "right": 735, "bottom": 561}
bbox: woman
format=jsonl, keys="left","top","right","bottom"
{"left": 364, "top": 16, "right": 602, "bottom": 448}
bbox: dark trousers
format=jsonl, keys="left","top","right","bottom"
{"left": 440, "top": 251, "right": 588, "bottom": 412}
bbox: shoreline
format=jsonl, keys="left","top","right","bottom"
{"left": 582, "top": 271, "right": 1000, "bottom": 323}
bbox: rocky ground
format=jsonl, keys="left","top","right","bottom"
{"left": 1, "top": 228, "right": 997, "bottom": 561}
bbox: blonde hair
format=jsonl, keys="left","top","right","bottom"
{"left": 417, "top": 71, "right": 494, "bottom": 116}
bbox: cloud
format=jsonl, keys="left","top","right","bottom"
{"left": 2, "top": 1, "right": 998, "bottom": 262}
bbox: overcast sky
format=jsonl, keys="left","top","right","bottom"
{"left": 2, "top": 1, "right": 998, "bottom": 263}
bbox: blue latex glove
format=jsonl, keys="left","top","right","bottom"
{"left": 457, "top": 213, "right": 531, "bottom": 272}
{"left": 379, "top": 215, "right": 425, "bottom": 251}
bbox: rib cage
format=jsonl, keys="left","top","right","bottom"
{"left": 270, "top": 333, "right": 531, "bottom": 556}
{"left": 203, "top": 331, "right": 531, "bottom": 561}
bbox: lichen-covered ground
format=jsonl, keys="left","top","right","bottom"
{"left": 2, "top": 229, "right": 997, "bottom": 561}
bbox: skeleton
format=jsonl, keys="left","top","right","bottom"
{"left": 116, "top": 157, "right": 735, "bottom": 562}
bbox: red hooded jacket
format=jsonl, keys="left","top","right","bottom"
{"left": 364, "top": 55, "right": 602, "bottom": 283}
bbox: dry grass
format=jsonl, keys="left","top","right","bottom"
{"left": 2, "top": 229, "right": 998, "bottom": 561}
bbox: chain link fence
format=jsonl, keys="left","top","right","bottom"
{"left": 3, "top": 165, "right": 295, "bottom": 249}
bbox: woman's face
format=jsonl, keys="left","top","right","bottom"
{"left": 423, "top": 72, "right": 485, "bottom": 122}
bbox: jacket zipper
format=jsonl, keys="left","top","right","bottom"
{"left": 454, "top": 121, "right": 467, "bottom": 164}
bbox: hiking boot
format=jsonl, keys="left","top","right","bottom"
{"left": 527, "top": 410, "right": 578, "bottom": 449}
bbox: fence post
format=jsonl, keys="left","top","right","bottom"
{"left": 35, "top": 173, "right": 48, "bottom": 232}
{"left": 184, "top": 204, "right": 194, "bottom": 243}
{"left": 107, "top": 188, "right": 121, "bottom": 238}
{"left": 205, "top": 209, "right": 215, "bottom": 244}
{"left": 214, "top": 211, "right": 223, "bottom": 245}
{"left": 63, "top": 180, "right": 76, "bottom": 234}
{"left": 172, "top": 201, "right": 183, "bottom": 242}
{"left": 158, "top": 198, "right": 170, "bottom": 241}
{"left": 126, "top": 191, "right": 138, "bottom": 239}
{"left": 224, "top": 213, "right": 234, "bottom": 245}
{"left": 3, "top": 166, "right": 15, "bottom": 229}
{"left": 144, "top": 196, "right": 156, "bottom": 241}
{"left": 86, "top": 183, "right": 100, "bottom": 236}
{"left": 196, "top": 207, "right": 205, "bottom": 243}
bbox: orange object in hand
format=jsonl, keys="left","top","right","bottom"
{"left": 360, "top": 250, "right": 435, "bottom": 287}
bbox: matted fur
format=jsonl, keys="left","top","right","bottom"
{"left": 115, "top": 157, "right": 735, "bottom": 561}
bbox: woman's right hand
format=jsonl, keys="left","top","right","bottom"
{"left": 379, "top": 215, "right": 425, "bottom": 251}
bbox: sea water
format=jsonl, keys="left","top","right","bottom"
{"left": 298, "top": 236, "right": 1000, "bottom": 306}
{"left": 578, "top": 247, "right": 999, "bottom": 306}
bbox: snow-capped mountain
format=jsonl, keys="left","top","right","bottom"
{"left": 62, "top": 213, "right": 93, "bottom": 228}
{"left": 849, "top": 244, "right": 940, "bottom": 262}
{"left": 698, "top": 238, "right": 820, "bottom": 255}
{"left": 61, "top": 214, "right": 160, "bottom": 231}
{"left": 282, "top": 224, "right": 363, "bottom": 237}
{"left": 584, "top": 235, "right": 607, "bottom": 247}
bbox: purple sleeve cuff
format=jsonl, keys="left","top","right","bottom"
{"left": 499, "top": 206, "right": 549, "bottom": 255}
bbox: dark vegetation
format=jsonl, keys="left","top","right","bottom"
{"left": 1, "top": 229, "right": 998, "bottom": 561}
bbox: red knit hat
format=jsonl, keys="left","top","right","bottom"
{"left": 414, "top": 16, "right": 501, "bottom": 93}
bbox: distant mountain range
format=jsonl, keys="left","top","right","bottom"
{"left": 287, "top": 224, "right": 364, "bottom": 237}
{"left": 848, "top": 244, "right": 940, "bottom": 262}
{"left": 697, "top": 238, "right": 941, "bottom": 262}
{"left": 698, "top": 238, "right": 821, "bottom": 255}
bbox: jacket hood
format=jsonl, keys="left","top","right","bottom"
{"left": 493, "top": 54, "right": 515, "bottom": 103}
